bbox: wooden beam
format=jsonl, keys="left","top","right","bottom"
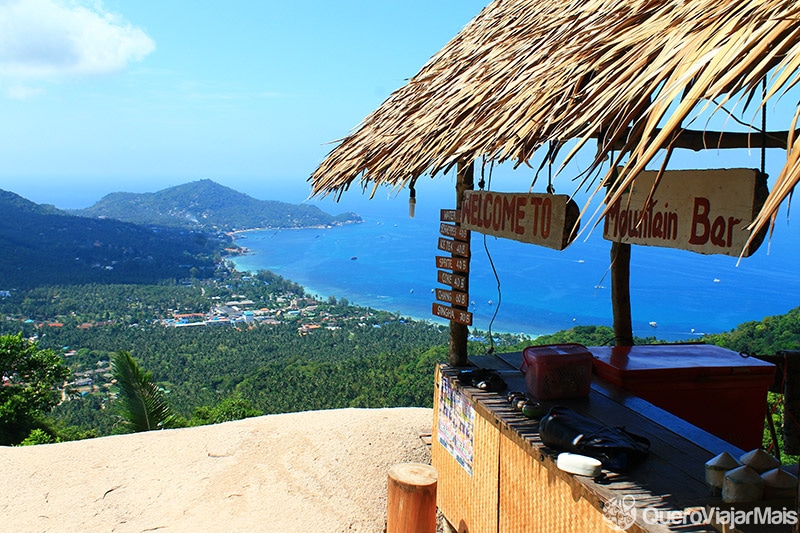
{"left": 602, "top": 128, "right": 794, "bottom": 152}
{"left": 450, "top": 161, "right": 473, "bottom": 366}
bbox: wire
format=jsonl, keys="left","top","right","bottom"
{"left": 483, "top": 233, "right": 501, "bottom": 355}
{"left": 480, "top": 157, "right": 501, "bottom": 355}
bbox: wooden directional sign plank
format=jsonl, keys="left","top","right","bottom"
{"left": 460, "top": 191, "right": 579, "bottom": 250}
{"left": 436, "top": 288, "right": 469, "bottom": 307}
{"left": 432, "top": 303, "right": 473, "bottom": 325}
{"left": 440, "top": 209, "right": 459, "bottom": 222}
{"left": 437, "top": 237, "right": 470, "bottom": 258}
{"left": 440, "top": 223, "right": 470, "bottom": 242}
{"left": 437, "top": 270, "right": 467, "bottom": 291}
{"left": 603, "top": 168, "right": 768, "bottom": 257}
{"left": 435, "top": 209, "right": 471, "bottom": 326}
{"left": 435, "top": 255, "right": 469, "bottom": 272}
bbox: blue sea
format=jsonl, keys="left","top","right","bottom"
{"left": 231, "top": 191, "right": 800, "bottom": 342}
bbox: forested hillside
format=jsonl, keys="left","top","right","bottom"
{"left": 0, "top": 273, "right": 524, "bottom": 441}
{"left": 703, "top": 308, "right": 800, "bottom": 355}
{"left": 0, "top": 190, "right": 225, "bottom": 289}
{"left": 72, "top": 179, "right": 362, "bottom": 231}
{"left": 2, "top": 266, "right": 798, "bottom": 445}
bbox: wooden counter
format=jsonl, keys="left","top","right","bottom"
{"left": 431, "top": 352, "right": 794, "bottom": 533}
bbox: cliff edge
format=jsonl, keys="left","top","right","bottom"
{"left": 0, "top": 407, "right": 433, "bottom": 532}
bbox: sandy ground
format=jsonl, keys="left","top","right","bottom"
{"left": 0, "top": 407, "right": 435, "bottom": 532}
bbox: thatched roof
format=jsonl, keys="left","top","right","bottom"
{"left": 309, "top": 0, "right": 800, "bottom": 238}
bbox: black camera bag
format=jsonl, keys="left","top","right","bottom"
{"left": 538, "top": 406, "right": 650, "bottom": 472}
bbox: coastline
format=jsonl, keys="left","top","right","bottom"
{"left": 229, "top": 257, "right": 537, "bottom": 339}
{"left": 227, "top": 219, "right": 365, "bottom": 236}
{"left": 225, "top": 219, "right": 800, "bottom": 342}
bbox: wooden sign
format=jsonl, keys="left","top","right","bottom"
{"left": 436, "top": 209, "right": 471, "bottom": 326}
{"left": 460, "top": 191, "right": 579, "bottom": 250}
{"left": 432, "top": 303, "right": 473, "bottom": 325}
{"left": 436, "top": 288, "right": 469, "bottom": 307}
{"left": 440, "top": 223, "right": 470, "bottom": 241}
{"left": 603, "top": 168, "right": 768, "bottom": 257}
{"left": 437, "top": 270, "right": 467, "bottom": 291}
{"left": 437, "top": 237, "right": 470, "bottom": 257}
{"left": 435, "top": 255, "right": 469, "bottom": 272}
{"left": 440, "top": 209, "right": 459, "bottom": 222}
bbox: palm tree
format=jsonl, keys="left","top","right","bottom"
{"left": 111, "top": 351, "right": 176, "bottom": 432}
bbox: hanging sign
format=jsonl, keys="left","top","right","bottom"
{"left": 440, "top": 209, "right": 459, "bottom": 223}
{"left": 603, "top": 168, "right": 768, "bottom": 257}
{"left": 438, "top": 270, "right": 467, "bottom": 291}
{"left": 433, "top": 209, "right": 472, "bottom": 326}
{"left": 432, "top": 302, "right": 473, "bottom": 325}
{"left": 440, "top": 223, "right": 470, "bottom": 241}
{"left": 436, "top": 256, "right": 469, "bottom": 272}
{"left": 437, "top": 237, "right": 470, "bottom": 257}
{"left": 436, "top": 288, "right": 469, "bottom": 307}
{"left": 460, "top": 191, "right": 579, "bottom": 250}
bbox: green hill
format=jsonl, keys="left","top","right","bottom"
{"left": 0, "top": 190, "right": 223, "bottom": 289}
{"left": 71, "top": 179, "right": 362, "bottom": 231}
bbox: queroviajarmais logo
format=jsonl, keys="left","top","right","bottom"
{"left": 603, "top": 495, "right": 798, "bottom": 529}
{"left": 603, "top": 495, "right": 637, "bottom": 531}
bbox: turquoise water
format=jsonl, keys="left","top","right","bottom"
{"left": 231, "top": 195, "right": 800, "bottom": 342}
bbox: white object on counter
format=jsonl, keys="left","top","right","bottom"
{"left": 557, "top": 453, "right": 602, "bottom": 477}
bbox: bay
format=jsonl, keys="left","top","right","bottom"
{"left": 231, "top": 193, "right": 800, "bottom": 342}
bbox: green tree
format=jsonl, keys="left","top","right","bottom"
{"left": 20, "top": 428, "right": 56, "bottom": 446}
{"left": 191, "top": 394, "right": 262, "bottom": 425}
{"left": 111, "top": 351, "right": 177, "bottom": 432}
{"left": 0, "top": 333, "right": 69, "bottom": 445}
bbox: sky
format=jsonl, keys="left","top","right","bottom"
{"left": 0, "top": 0, "right": 486, "bottom": 209}
{"left": 0, "top": 0, "right": 798, "bottom": 241}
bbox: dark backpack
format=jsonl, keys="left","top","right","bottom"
{"left": 538, "top": 406, "right": 650, "bottom": 472}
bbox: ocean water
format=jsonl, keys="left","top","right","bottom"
{"left": 231, "top": 192, "right": 800, "bottom": 342}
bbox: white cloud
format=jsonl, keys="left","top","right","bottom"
{"left": 6, "top": 83, "right": 44, "bottom": 99}
{"left": 0, "top": 0, "right": 155, "bottom": 78}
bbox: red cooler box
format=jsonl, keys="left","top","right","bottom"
{"left": 590, "top": 344, "right": 775, "bottom": 450}
{"left": 521, "top": 344, "right": 593, "bottom": 400}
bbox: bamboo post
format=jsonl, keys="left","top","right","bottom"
{"left": 450, "top": 161, "right": 473, "bottom": 366}
{"left": 387, "top": 463, "right": 438, "bottom": 533}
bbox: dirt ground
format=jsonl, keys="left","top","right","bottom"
{"left": 0, "top": 407, "right": 437, "bottom": 532}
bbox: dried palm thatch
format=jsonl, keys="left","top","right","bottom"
{"left": 309, "top": 0, "right": 800, "bottom": 243}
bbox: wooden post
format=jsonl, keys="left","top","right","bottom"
{"left": 788, "top": 351, "right": 800, "bottom": 533}
{"left": 601, "top": 130, "right": 634, "bottom": 347}
{"left": 387, "top": 463, "right": 438, "bottom": 533}
{"left": 781, "top": 350, "right": 800, "bottom": 455}
{"left": 610, "top": 241, "right": 634, "bottom": 346}
{"left": 450, "top": 161, "right": 473, "bottom": 366}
